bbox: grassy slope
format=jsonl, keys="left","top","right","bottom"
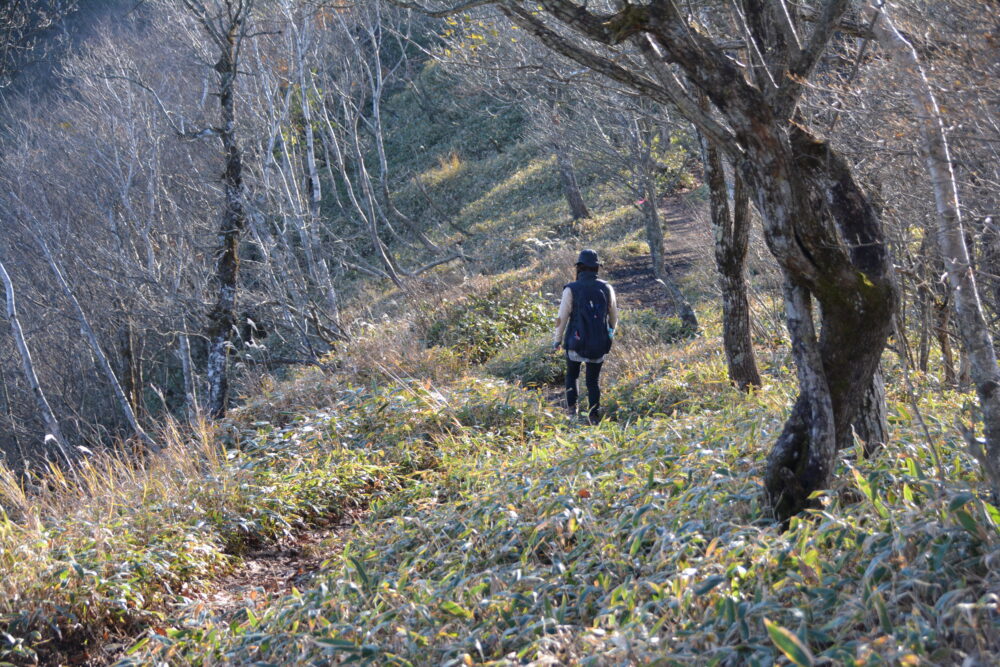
{"left": 1, "top": 62, "right": 998, "bottom": 666}
{"left": 127, "top": 313, "right": 998, "bottom": 666}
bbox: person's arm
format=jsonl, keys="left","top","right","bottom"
{"left": 607, "top": 284, "right": 619, "bottom": 330}
{"left": 553, "top": 287, "right": 572, "bottom": 349}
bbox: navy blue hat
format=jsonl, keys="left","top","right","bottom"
{"left": 576, "top": 249, "right": 599, "bottom": 269}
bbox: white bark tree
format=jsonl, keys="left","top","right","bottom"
{"left": 0, "top": 258, "right": 71, "bottom": 465}
{"left": 871, "top": 1, "right": 1000, "bottom": 495}
{"left": 31, "top": 233, "right": 159, "bottom": 451}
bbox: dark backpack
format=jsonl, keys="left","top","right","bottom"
{"left": 564, "top": 277, "right": 612, "bottom": 359}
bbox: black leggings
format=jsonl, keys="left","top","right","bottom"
{"left": 566, "top": 359, "right": 602, "bottom": 415}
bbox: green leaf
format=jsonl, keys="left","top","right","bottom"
{"left": 948, "top": 492, "right": 975, "bottom": 512}
{"left": 125, "top": 637, "right": 150, "bottom": 655}
{"left": 852, "top": 469, "right": 873, "bottom": 503}
{"left": 764, "top": 618, "right": 814, "bottom": 667}
{"left": 350, "top": 556, "right": 371, "bottom": 592}
{"left": 439, "top": 600, "right": 474, "bottom": 619}
{"left": 902, "top": 483, "right": 914, "bottom": 503}
{"left": 314, "top": 638, "right": 361, "bottom": 653}
{"left": 953, "top": 509, "right": 981, "bottom": 536}
{"left": 872, "top": 589, "right": 894, "bottom": 635}
{"left": 694, "top": 575, "right": 726, "bottom": 596}
{"left": 982, "top": 502, "right": 1000, "bottom": 532}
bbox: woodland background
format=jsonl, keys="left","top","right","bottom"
{"left": 0, "top": 1, "right": 997, "bottom": 663}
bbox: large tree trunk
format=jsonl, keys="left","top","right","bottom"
{"left": 555, "top": 144, "right": 590, "bottom": 220}
{"left": 873, "top": 4, "right": 1000, "bottom": 495}
{"left": 738, "top": 126, "right": 896, "bottom": 523}
{"left": 701, "top": 134, "right": 761, "bottom": 391}
{"left": 203, "top": 9, "right": 252, "bottom": 419}
{"left": 0, "top": 258, "right": 71, "bottom": 465}
{"left": 854, "top": 364, "right": 888, "bottom": 456}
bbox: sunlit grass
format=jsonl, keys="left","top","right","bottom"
{"left": 3, "top": 265, "right": 997, "bottom": 664}
{"left": 3, "top": 55, "right": 998, "bottom": 665}
{"left": 94, "top": 277, "right": 997, "bottom": 666}
{"left": 128, "top": 360, "right": 998, "bottom": 665}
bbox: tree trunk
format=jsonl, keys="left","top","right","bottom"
{"left": 982, "top": 216, "right": 1000, "bottom": 321}
{"left": 639, "top": 173, "right": 698, "bottom": 332}
{"left": 0, "top": 258, "right": 71, "bottom": 465}
{"left": 204, "top": 13, "right": 251, "bottom": 419}
{"left": 118, "top": 315, "right": 143, "bottom": 414}
{"left": 555, "top": 144, "right": 590, "bottom": 220}
{"left": 872, "top": 3, "right": 1000, "bottom": 495}
{"left": 701, "top": 133, "right": 761, "bottom": 390}
{"left": 178, "top": 319, "right": 198, "bottom": 422}
{"left": 297, "top": 69, "right": 345, "bottom": 336}
{"left": 935, "top": 301, "right": 957, "bottom": 386}
{"left": 0, "top": 362, "right": 27, "bottom": 465}
{"left": 917, "top": 293, "right": 930, "bottom": 373}
{"left": 754, "top": 128, "right": 896, "bottom": 524}
{"left": 854, "top": 364, "right": 888, "bottom": 456}
{"left": 35, "top": 237, "right": 158, "bottom": 451}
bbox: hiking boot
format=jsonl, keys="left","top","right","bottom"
{"left": 566, "top": 404, "right": 578, "bottom": 420}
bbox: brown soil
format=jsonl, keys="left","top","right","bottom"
{"left": 195, "top": 510, "right": 362, "bottom": 620}
{"left": 603, "top": 196, "right": 704, "bottom": 313}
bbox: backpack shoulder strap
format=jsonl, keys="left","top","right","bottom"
{"left": 564, "top": 281, "right": 581, "bottom": 302}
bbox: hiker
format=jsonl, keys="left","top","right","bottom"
{"left": 553, "top": 249, "right": 618, "bottom": 424}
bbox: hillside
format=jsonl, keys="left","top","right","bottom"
{"left": 2, "top": 286, "right": 995, "bottom": 665}
{"left": 0, "top": 4, "right": 998, "bottom": 666}
{"left": 1, "top": 99, "right": 997, "bottom": 661}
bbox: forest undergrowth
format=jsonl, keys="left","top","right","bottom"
{"left": 1, "top": 269, "right": 997, "bottom": 665}
{"left": 0, "top": 3, "right": 997, "bottom": 666}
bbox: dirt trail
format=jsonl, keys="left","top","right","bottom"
{"left": 90, "top": 198, "right": 706, "bottom": 664}
{"left": 84, "top": 513, "right": 361, "bottom": 666}
{"left": 196, "top": 514, "right": 359, "bottom": 619}
{"left": 604, "top": 196, "right": 705, "bottom": 312}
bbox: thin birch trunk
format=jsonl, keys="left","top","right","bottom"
{"left": 178, "top": 320, "right": 198, "bottom": 422}
{"left": 0, "top": 258, "right": 72, "bottom": 465}
{"left": 873, "top": 3, "right": 1000, "bottom": 493}
{"left": 35, "top": 237, "right": 158, "bottom": 451}
{"left": 291, "top": 25, "right": 345, "bottom": 337}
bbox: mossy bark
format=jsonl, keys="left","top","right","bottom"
{"left": 758, "top": 128, "right": 897, "bottom": 521}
